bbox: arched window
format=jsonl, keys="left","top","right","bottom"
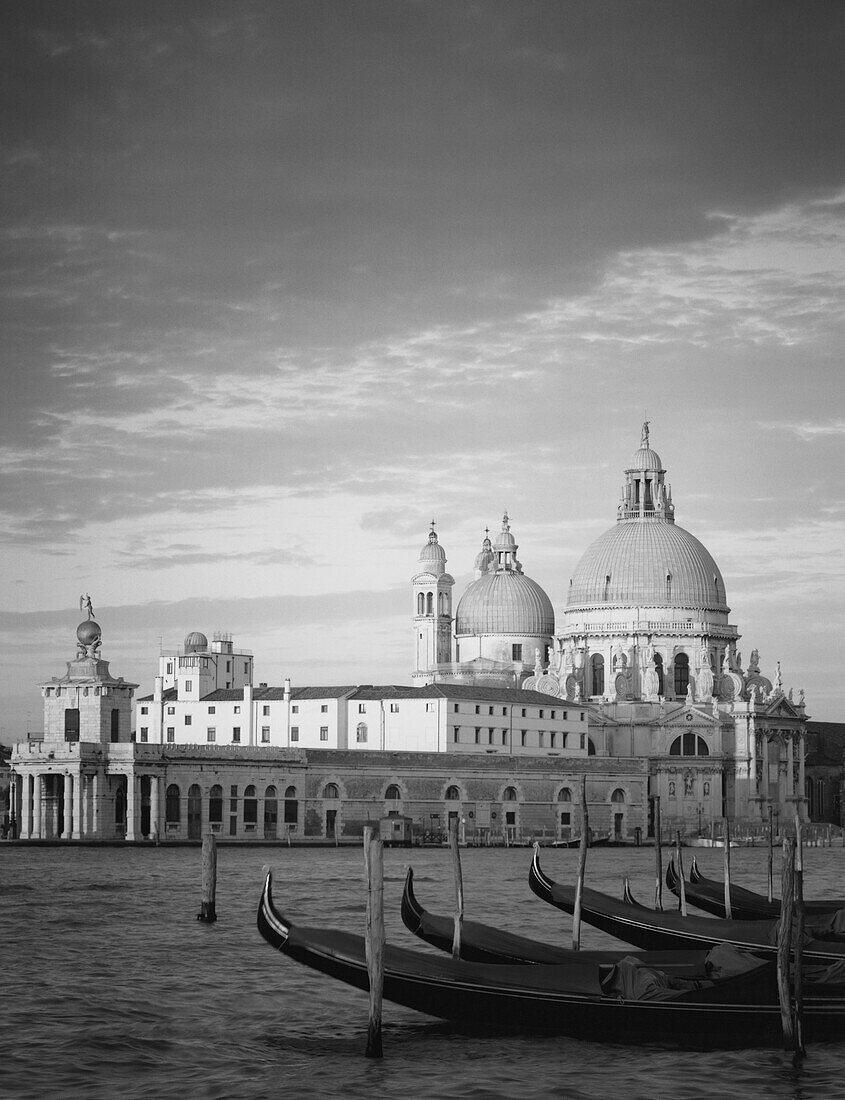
{"left": 356, "top": 722, "right": 368, "bottom": 744}
{"left": 265, "top": 784, "right": 277, "bottom": 800}
{"left": 426, "top": 592, "right": 433, "bottom": 615}
{"left": 243, "top": 784, "right": 258, "bottom": 825}
{"left": 669, "top": 734, "right": 709, "bottom": 756}
{"left": 503, "top": 786, "right": 518, "bottom": 801}
{"left": 284, "top": 785, "right": 298, "bottom": 826}
{"left": 165, "top": 783, "right": 180, "bottom": 823}
{"left": 209, "top": 784, "right": 223, "bottom": 824}
{"left": 385, "top": 784, "right": 402, "bottom": 800}
{"left": 557, "top": 787, "right": 572, "bottom": 803}
{"left": 587, "top": 738, "right": 596, "bottom": 756}
{"left": 591, "top": 654, "right": 604, "bottom": 696}
{"left": 611, "top": 788, "right": 625, "bottom": 804}
{"left": 673, "top": 653, "right": 689, "bottom": 696}
{"left": 417, "top": 593, "right": 424, "bottom": 615}
{"left": 445, "top": 785, "right": 461, "bottom": 801}
{"left": 323, "top": 783, "right": 339, "bottom": 799}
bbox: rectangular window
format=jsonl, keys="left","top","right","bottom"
{"left": 454, "top": 727, "right": 460, "bottom": 743}
{"left": 521, "top": 708, "right": 527, "bottom": 717}
{"left": 512, "top": 643, "right": 522, "bottom": 661}
{"left": 474, "top": 727, "right": 480, "bottom": 744}
{"left": 261, "top": 726, "right": 270, "bottom": 743}
{"left": 140, "top": 706, "right": 148, "bottom": 715}
{"left": 166, "top": 727, "right": 175, "bottom": 742}
{"left": 358, "top": 703, "right": 367, "bottom": 713}
{"left": 290, "top": 726, "right": 299, "bottom": 742}
{"left": 502, "top": 707, "right": 507, "bottom": 716}
{"left": 561, "top": 812, "right": 571, "bottom": 826}
{"left": 390, "top": 703, "right": 399, "bottom": 713}
{"left": 563, "top": 710, "right": 568, "bottom": 720}
{"left": 226, "top": 660, "right": 231, "bottom": 672}
{"left": 488, "top": 706, "right": 494, "bottom": 715}
{"left": 244, "top": 662, "right": 249, "bottom": 673}
{"left": 292, "top": 705, "right": 299, "bottom": 714}
{"left": 425, "top": 702, "right": 434, "bottom": 712}
{"left": 64, "top": 708, "right": 81, "bottom": 742}
{"left": 166, "top": 662, "right": 173, "bottom": 675}
{"left": 320, "top": 705, "right": 328, "bottom": 713}
{"left": 232, "top": 727, "right": 241, "bottom": 742}
{"left": 207, "top": 727, "right": 216, "bottom": 742}
{"left": 521, "top": 730, "right": 527, "bottom": 746}
{"left": 208, "top": 705, "right": 216, "bottom": 714}
{"left": 140, "top": 727, "right": 148, "bottom": 742}
{"left": 551, "top": 710, "right": 556, "bottom": 720}
{"left": 488, "top": 728, "right": 494, "bottom": 744}
{"left": 538, "top": 732, "right": 544, "bottom": 747}
{"left": 185, "top": 680, "right": 192, "bottom": 691}
{"left": 580, "top": 712, "right": 585, "bottom": 721}
{"left": 320, "top": 727, "right": 329, "bottom": 741}
{"left": 263, "top": 705, "right": 270, "bottom": 716}
{"left": 234, "top": 705, "right": 241, "bottom": 714}
{"left": 453, "top": 703, "right": 459, "bottom": 713}
{"left": 167, "top": 706, "right": 175, "bottom": 715}
{"left": 185, "top": 715, "right": 192, "bottom": 725}
{"left": 550, "top": 732, "right": 556, "bottom": 748}
{"left": 475, "top": 705, "right": 480, "bottom": 714}
{"left": 539, "top": 709, "right": 544, "bottom": 718}
{"left": 502, "top": 730, "right": 507, "bottom": 745}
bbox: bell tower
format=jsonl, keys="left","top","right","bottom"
{"left": 411, "top": 521, "right": 454, "bottom": 682}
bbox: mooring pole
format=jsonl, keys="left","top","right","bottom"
{"left": 572, "top": 774, "right": 588, "bottom": 950}
{"left": 674, "top": 832, "right": 687, "bottom": 916}
{"left": 197, "top": 832, "right": 217, "bottom": 922}
{"left": 449, "top": 817, "right": 464, "bottom": 960}
{"left": 793, "top": 812, "right": 806, "bottom": 1060}
{"left": 653, "top": 796, "right": 663, "bottom": 911}
{"left": 363, "top": 825, "right": 384, "bottom": 1059}
{"left": 767, "top": 805, "right": 774, "bottom": 903}
{"left": 776, "top": 835, "right": 796, "bottom": 1051}
{"left": 722, "top": 816, "right": 732, "bottom": 919}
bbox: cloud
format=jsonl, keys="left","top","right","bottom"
{"left": 756, "top": 420, "right": 845, "bottom": 441}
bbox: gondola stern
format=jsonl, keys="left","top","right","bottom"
{"left": 528, "top": 842, "right": 554, "bottom": 902}
{"left": 401, "top": 866, "right": 424, "bottom": 933}
{"left": 256, "top": 868, "right": 293, "bottom": 952}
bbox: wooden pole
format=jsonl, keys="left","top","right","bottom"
{"left": 793, "top": 811, "right": 806, "bottom": 1060}
{"left": 722, "top": 816, "right": 732, "bottom": 919}
{"left": 197, "top": 832, "right": 217, "bottom": 922}
{"left": 572, "top": 774, "right": 588, "bottom": 950}
{"left": 776, "top": 835, "right": 796, "bottom": 1051}
{"left": 653, "top": 796, "right": 663, "bottom": 911}
{"left": 767, "top": 805, "right": 774, "bottom": 903}
{"left": 449, "top": 817, "right": 464, "bottom": 960}
{"left": 363, "top": 825, "right": 384, "bottom": 1058}
{"left": 675, "top": 832, "right": 687, "bottom": 917}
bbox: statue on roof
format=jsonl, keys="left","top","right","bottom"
{"left": 641, "top": 420, "right": 650, "bottom": 448}
{"left": 79, "top": 593, "right": 95, "bottom": 620}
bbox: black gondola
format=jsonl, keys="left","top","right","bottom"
{"left": 256, "top": 869, "right": 845, "bottom": 1048}
{"left": 529, "top": 846, "right": 845, "bottom": 965}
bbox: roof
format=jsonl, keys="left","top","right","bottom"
{"left": 139, "top": 683, "right": 571, "bottom": 706}
{"left": 456, "top": 571, "right": 555, "bottom": 636}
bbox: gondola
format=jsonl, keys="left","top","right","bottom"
{"left": 667, "top": 857, "right": 845, "bottom": 920}
{"left": 256, "top": 869, "right": 845, "bottom": 1048}
{"left": 529, "top": 846, "right": 845, "bottom": 965}
{"left": 401, "top": 867, "right": 712, "bottom": 969}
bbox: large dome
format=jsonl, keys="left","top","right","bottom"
{"left": 456, "top": 572, "right": 555, "bottom": 636}
{"left": 567, "top": 520, "right": 728, "bottom": 611}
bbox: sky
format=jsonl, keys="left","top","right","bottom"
{"left": 1, "top": 1, "right": 844, "bottom": 743}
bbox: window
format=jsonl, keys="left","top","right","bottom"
{"left": 261, "top": 726, "right": 270, "bottom": 743}
{"left": 166, "top": 727, "right": 175, "bottom": 743}
{"left": 244, "top": 662, "right": 249, "bottom": 673}
{"left": 550, "top": 733, "right": 556, "bottom": 748}
{"left": 110, "top": 709, "right": 119, "bottom": 743}
{"left": 488, "top": 706, "right": 494, "bottom": 715}
{"left": 521, "top": 730, "right": 527, "bottom": 746}
{"left": 674, "top": 653, "right": 690, "bottom": 696}
{"left": 512, "top": 643, "right": 522, "bottom": 661}
{"left": 454, "top": 727, "right": 460, "bottom": 743}
{"left": 551, "top": 710, "right": 556, "bottom": 720}
{"left": 502, "top": 730, "right": 507, "bottom": 745}
{"left": 521, "top": 708, "right": 527, "bottom": 717}
{"left": 243, "top": 785, "right": 258, "bottom": 825}
{"left": 319, "top": 727, "right": 328, "bottom": 741}
{"left": 234, "top": 705, "right": 241, "bottom": 714}
{"left": 291, "top": 726, "right": 299, "bottom": 741}
{"left": 226, "top": 661, "right": 231, "bottom": 672}
{"left": 539, "top": 709, "right": 544, "bottom": 719}
{"left": 292, "top": 705, "right": 299, "bottom": 714}
{"left": 232, "top": 726, "right": 241, "bottom": 743}
{"left": 503, "top": 787, "right": 518, "bottom": 801}
{"left": 474, "top": 728, "right": 481, "bottom": 744}
{"left": 445, "top": 785, "right": 461, "bottom": 801}
{"left": 669, "top": 734, "right": 709, "bottom": 756}
{"left": 167, "top": 706, "right": 175, "bottom": 715}
{"left": 538, "top": 732, "right": 544, "bottom": 748}
{"left": 557, "top": 788, "right": 572, "bottom": 803}
{"left": 356, "top": 723, "right": 368, "bottom": 743}
{"left": 502, "top": 707, "right": 507, "bottom": 716}
{"left": 209, "top": 785, "right": 223, "bottom": 824}
{"left": 358, "top": 703, "right": 367, "bottom": 713}
{"left": 208, "top": 705, "right": 216, "bottom": 714}
{"left": 611, "top": 788, "right": 625, "bottom": 804}
{"left": 385, "top": 784, "right": 401, "bottom": 800}
{"left": 185, "top": 715, "right": 192, "bottom": 725}
{"left": 207, "top": 727, "right": 216, "bottom": 742}
{"left": 263, "top": 705, "right": 270, "bottom": 716}
{"left": 284, "top": 786, "right": 298, "bottom": 824}
{"left": 166, "top": 662, "right": 173, "bottom": 674}
{"left": 185, "top": 680, "right": 192, "bottom": 691}
{"left": 591, "top": 654, "right": 605, "bottom": 696}
{"left": 453, "top": 703, "right": 459, "bottom": 713}
{"left": 323, "top": 783, "right": 339, "bottom": 799}
{"left": 64, "top": 708, "right": 81, "bottom": 743}
{"left": 140, "top": 706, "right": 148, "bottom": 715}
{"left": 425, "top": 702, "right": 434, "bottom": 712}
{"left": 390, "top": 703, "right": 400, "bottom": 713}
{"left": 475, "top": 705, "right": 480, "bottom": 714}
{"left": 320, "top": 705, "right": 328, "bottom": 713}
{"left": 165, "top": 784, "right": 180, "bottom": 823}
{"left": 488, "top": 728, "right": 494, "bottom": 744}
{"left": 140, "top": 727, "right": 148, "bottom": 742}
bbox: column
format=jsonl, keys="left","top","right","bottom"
{"left": 92, "top": 770, "right": 100, "bottom": 839}
{"left": 799, "top": 732, "right": 806, "bottom": 816}
{"left": 73, "top": 768, "right": 83, "bottom": 839}
{"left": 761, "top": 734, "right": 770, "bottom": 805}
{"left": 6, "top": 774, "right": 15, "bottom": 836}
{"left": 20, "top": 774, "right": 31, "bottom": 839}
{"left": 787, "top": 733, "right": 794, "bottom": 799}
{"left": 63, "top": 774, "right": 73, "bottom": 839}
{"left": 32, "top": 773, "right": 42, "bottom": 839}
{"left": 126, "top": 773, "right": 136, "bottom": 841}
{"left": 150, "top": 775, "right": 160, "bottom": 840}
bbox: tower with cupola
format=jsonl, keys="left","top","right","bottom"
{"left": 411, "top": 523, "right": 454, "bottom": 682}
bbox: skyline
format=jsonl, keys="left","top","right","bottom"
{"left": 1, "top": 2, "right": 844, "bottom": 741}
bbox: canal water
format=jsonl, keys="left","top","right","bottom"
{"left": 4, "top": 842, "right": 845, "bottom": 1099}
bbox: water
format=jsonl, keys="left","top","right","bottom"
{"left": 3, "top": 843, "right": 845, "bottom": 1099}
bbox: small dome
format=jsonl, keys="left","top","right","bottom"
{"left": 184, "top": 631, "right": 208, "bottom": 653}
{"left": 473, "top": 535, "right": 494, "bottom": 574}
{"left": 493, "top": 512, "right": 517, "bottom": 550}
{"left": 629, "top": 446, "right": 663, "bottom": 471}
{"left": 419, "top": 536, "right": 446, "bottom": 563}
{"left": 77, "top": 620, "right": 101, "bottom": 647}
{"left": 456, "top": 572, "right": 554, "bottom": 636}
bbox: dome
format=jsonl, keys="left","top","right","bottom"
{"left": 456, "top": 572, "right": 555, "bottom": 636}
{"left": 184, "top": 631, "right": 208, "bottom": 653}
{"left": 419, "top": 537, "right": 446, "bottom": 564}
{"left": 567, "top": 520, "right": 728, "bottom": 611}
{"left": 629, "top": 446, "right": 663, "bottom": 471}
{"left": 76, "top": 620, "right": 101, "bottom": 647}
{"left": 473, "top": 535, "right": 494, "bottom": 574}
